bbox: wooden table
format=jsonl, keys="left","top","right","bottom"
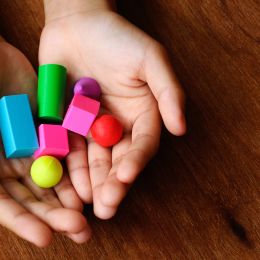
{"left": 0, "top": 0, "right": 259, "bottom": 259}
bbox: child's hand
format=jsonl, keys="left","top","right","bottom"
{"left": 40, "top": 1, "right": 186, "bottom": 219}
{"left": 0, "top": 39, "right": 91, "bottom": 246}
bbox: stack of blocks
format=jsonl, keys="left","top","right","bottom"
{"left": 33, "top": 65, "right": 102, "bottom": 188}
{"left": 0, "top": 64, "right": 123, "bottom": 188}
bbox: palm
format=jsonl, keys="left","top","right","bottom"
{"left": 0, "top": 40, "right": 90, "bottom": 246}
{"left": 40, "top": 11, "right": 185, "bottom": 219}
{"left": 0, "top": 40, "right": 36, "bottom": 177}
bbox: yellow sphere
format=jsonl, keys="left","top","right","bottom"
{"left": 31, "top": 156, "right": 63, "bottom": 188}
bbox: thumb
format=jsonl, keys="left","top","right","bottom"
{"left": 144, "top": 43, "right": 186, "bottom": 136}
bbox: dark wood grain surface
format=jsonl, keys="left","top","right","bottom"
{"left": 0, "top": 0, "right": 259, "bottom": 259}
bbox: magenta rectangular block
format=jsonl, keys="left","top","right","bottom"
{"left": 34, "top": 124, "right": 69, "bottom": 159}
{"left": 62, "top": 95, "right": 100, "bottom": 136}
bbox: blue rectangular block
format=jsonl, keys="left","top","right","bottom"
{"left": 0, "top": 94, "right": 39, "bottom": 158}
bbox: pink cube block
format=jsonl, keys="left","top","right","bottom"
{"left": 34, "top": 124, "right": 69, "bottom": 159}
{"left": 62, "top": 95, "right": 100, "bottom": 136}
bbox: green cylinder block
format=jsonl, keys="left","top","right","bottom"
{"left": 38, "top": 64, "right": 67, "bottom": 122}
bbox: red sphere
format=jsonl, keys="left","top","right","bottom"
{"left": 91, "top": 115, "right": 123, "bottom": 147}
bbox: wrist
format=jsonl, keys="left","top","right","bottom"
{"left": 43, "top": 0, "right": 116, "bottom": 23}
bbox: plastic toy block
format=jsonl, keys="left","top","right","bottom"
{"left": 91, "top": 115, "right": 123, "bottom": 147}
{"left": 73, "top": 77, "right": 101, "bottom": 100}
{"left": 0, "top": 94, "right": 39, "bottom": 158}
{"left": 38, "top": 64, "right": 67, "bottom": 122}
{"left": 31, "top": 156, "right": 63, "bottom": 188}
{"left": 62, "top": 95, "right": 100, "bottom": 136}
{"left": 34, "top": 124, "right": 69, "bottom": 159}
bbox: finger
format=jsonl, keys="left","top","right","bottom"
{"left": 66, "top": 133, "right": 92, "bottom": 203}
{"left": 22, "top": 175, "right": 61, "bottom": 208}
{"left": 117, "top": 108, "right": 161, "bottom": 184}
{"left": 2, "top": 179, "right": 90, "bottom": 235}
{"left": 55, "top": 174, "right": 83, "bottom": 212}
{"left": 65, "top": 226, "right": 92, "bottom": 244}
{"left": 98, "top": 135, "right": 131, "bottom": 212}
{"left": 23, "top": 176, "right": 87, "bottom": 242}
{"left": 144, "top": 43, "right": 186, "bottom": 135}
{"left": 93, "top": 189, "right": 118, "bottom": 220}
{"left": 0, "top": 155, "right": 32, "bottom": 179}
{"left": 87, "top": 138, "right": 113, "bottom": 219}
{"left": 0, "top": 184, "right": 52, "bottom": 247}
{"left": 24, "top": 173, "right": 83, "bottom": 212}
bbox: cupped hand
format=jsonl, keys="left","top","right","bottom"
{"left": 39, "top": 10, "right": 186, "bottom": 219}
{"left": 0, "top": 38, "right": 91, "bottom": 246}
